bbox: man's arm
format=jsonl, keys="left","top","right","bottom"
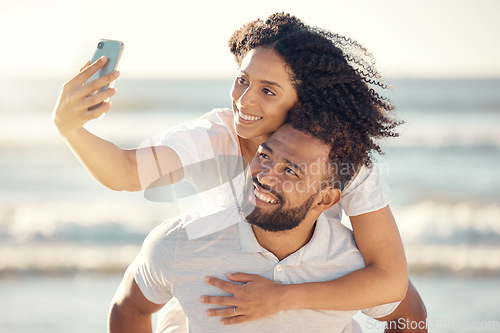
{"left": 108, "top": 269, "right": 165, "bottom": 333}
{"left": 375, "top": 281, "right": 428, "bottom": 333}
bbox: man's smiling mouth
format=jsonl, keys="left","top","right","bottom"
{"left": 253, "top": 183, "right": 280, "bottom": 204}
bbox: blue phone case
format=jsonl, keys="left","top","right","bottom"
{"left": 88, "top": 39, "right": 124, "bottom": 92}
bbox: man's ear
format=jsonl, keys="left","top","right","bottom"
{"left": 318, "top": 187, "right": 342, "bottom": 211}
{"left": 316, "top": 187, "right": 341, "bottom": 211}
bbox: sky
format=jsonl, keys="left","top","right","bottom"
{"left": 1, "top": 0, "right": 499, "bottom": 79}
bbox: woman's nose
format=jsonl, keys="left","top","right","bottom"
{"left": 238, "top": 85, "right": 256, "bottom": 108}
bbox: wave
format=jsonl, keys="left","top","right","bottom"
{"left": 2, "top": 97, "right": 500, "bottom": 150}
{"left": 0, "top": 244, "right": 141, "bottom": 275}
{"left": 1, "top": 200, "right": 499, "bottom": 275}
{"left": 2, "top": 243, "right": 499, "bottom": 276}
{"left": 392, "top": 201, "right": 500, "bottom": 246}
{"left": 381, "top": 111, "right": 500, "bottom": 148}
{"left": 0, "top": 201, "right": 177, "bottom": 245}
{"left": 4, "top": 201, "right": 498, "bottom": 245}
{"left": 405, "top": 244, "right": 500, "bottom": 275}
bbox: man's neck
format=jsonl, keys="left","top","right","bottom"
{"left": 251, "top": 215, "right": 318, "bottom": 261}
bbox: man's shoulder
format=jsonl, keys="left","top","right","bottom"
{"left": 145, "top": 208, "right": 241, "bottom": 246}
{"left": 143, "top": 213, "right": 199, "bottom": 246}
{"left": 320, "top": 214, "right": 356, "bottom": 245}
{"left": 318, "top": 215, "right": 365, "bottom": 267}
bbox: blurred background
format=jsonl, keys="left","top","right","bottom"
{"left": 1, "top": 0, "right": 499, "bottom": 332}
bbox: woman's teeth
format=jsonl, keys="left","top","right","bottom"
{"left": 239, "top": 111, "right": 262, "bottom": 121}
{"left": 254, "top": 188, "right": 278, "bottom": 204}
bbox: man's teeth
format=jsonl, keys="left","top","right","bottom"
{"left": 254, "top": 188, "right": 278, "bottom": 204}
{"left": 239, "top": 111, "right": 262, "bottom": 121}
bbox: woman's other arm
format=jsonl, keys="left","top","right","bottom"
{"left": 201, "top": 206, "right": 411, "bottom": 324}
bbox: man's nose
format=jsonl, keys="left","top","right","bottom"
{"left": 256, "top": 164, "right": 278, "bottom": 188}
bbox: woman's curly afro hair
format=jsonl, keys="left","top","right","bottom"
{"left": 229, "top": 13, "right": 402, "bottom": 185}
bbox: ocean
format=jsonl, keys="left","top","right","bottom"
{"left": 0, "top": 77, "right": 499, "bottom": 332}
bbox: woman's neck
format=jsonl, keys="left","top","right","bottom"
{"left": 238, "top": 135, "right": 268, "bottom": 163}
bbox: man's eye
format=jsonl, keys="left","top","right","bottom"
{"left": 259, "top": 152, "right": 269, "bottom": 159}
{"left": 285, "top": 168, "right": 298, "bottom": 177}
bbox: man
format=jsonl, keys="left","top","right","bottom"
{"left": 109, "top": 123, "right": 424, "bottom": 332}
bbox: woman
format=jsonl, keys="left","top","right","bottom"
{"left": 53, "top": 12, "right": 418, "bottom": 326}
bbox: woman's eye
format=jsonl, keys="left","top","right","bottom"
{"left": 259, "top": 152, "right": 269, "bottom": 159}
{"left": 237, "top": 77, "right": 247, "bottom": 85}
{"left": 263, "top": 88, "right": 275, "bottom": 96}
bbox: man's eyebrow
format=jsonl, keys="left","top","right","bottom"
{"left": 239, "top": 70, "right": 283, "bottom": 90}
{"left": 261, "top": 142, "right": 304, "bottom": 175}
{"left": 261, "top": 142, "right": 273, "bottom": 153}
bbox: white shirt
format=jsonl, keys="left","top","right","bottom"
{"left": 132, "top": 210, "right": 398, "bottom": 333}
{"left": 139, "top": 108, "right": 395, "bottom": 331}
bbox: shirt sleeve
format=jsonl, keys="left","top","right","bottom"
{"left": 339, "top": 163, "right": 393, "bottom": 216}
{"left": 132, "top": 218, "right": 180, "bottom": 305}
{"left": 361, "top": 301, "right": 400, "bottom": 319}
{"left": 156, "top": 118, "right": 215, "bottom": 184}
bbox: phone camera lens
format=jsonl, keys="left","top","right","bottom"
{"left": 97, "top": 42, "right": 104, "bottom": 49}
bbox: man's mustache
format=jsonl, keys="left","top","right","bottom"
{"left": 252, "top": 177, "right": 284, "bottom": 203}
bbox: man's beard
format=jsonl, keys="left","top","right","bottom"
{"left": 242, "top": 177, "right": 318, "bottom": 232}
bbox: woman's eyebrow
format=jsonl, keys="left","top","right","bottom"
{"left": 238, "top": 70, "right": 284, "bottom": 91}
{"left": 260, "top": 80, "right": 283, "bottom": 90}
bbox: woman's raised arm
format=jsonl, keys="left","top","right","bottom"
{"left": 53, "top": 58, "right": 183, "bottom": 191}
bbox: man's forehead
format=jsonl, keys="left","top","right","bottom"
{"left": 263, "top": 125, "right": 330, "bottom": 168}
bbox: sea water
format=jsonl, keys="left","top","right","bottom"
{"left": 0, "top": 78, "right": 499, "bottom": 332}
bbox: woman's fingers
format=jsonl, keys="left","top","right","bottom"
{"left": 199, "top": 295, "right": 234, "bottom": 306}
{"left": 78, "top": 70, "right": 120, "bottom": 98}
{"left": 53, "top": 58, "right": 118, "bottom": 136}
{"left": 79, "top": 60, "right": 91, "bottom": 73}
{"left": 83, "top": 87, "right": 117, "bottom": 109}
{"left": 226, "top": 272, "right": 257, "bottom": 283}
{"left": 84, "top": 101, "right": 113, "bottom": 120}
{"left": 205, "top": 307, "right": 239, "bottom": 317}
{"left": 67, "top": 56, "right": 107, "bottom": 89}
{"left": 220, "top": 315, "right": 249, "bottom": 325}
{"left": 204, "top": 276, "right": 239, "bottom": 294}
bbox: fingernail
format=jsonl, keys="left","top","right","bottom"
{"left": 113, "top": 71, "right": 120, "bottom": 77}
{"left": 199, "top": 296, "right": 206, "bottom": 303}
{"left": 99, "top": 56, "right": 107, "bottom": 62}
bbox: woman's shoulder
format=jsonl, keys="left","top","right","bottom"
{"left": 339, "top": 163, "right": 393, "bottom": 216}
{"left": 200, "top": 108, "right": 234, "bottom": 127}
{"left": 343, "top": 164, "right": 380, "bottom": 194}
{"left": 198, "top": 108, "right": 239, "bottom": 146}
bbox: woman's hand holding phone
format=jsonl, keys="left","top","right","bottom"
{"left": 52, "top": 57, "right": 119, "bottom": 138}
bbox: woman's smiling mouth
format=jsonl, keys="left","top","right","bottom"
{"left": 237, "top": 108, "right": 263, "bottom": 123}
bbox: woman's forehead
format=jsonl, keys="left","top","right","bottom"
{"left": 239, "top": 47, "right": 292, "bottom": 83}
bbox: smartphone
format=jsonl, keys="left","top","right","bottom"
{"left": 88, "top": 39, "right": 124, "bottom": 110}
